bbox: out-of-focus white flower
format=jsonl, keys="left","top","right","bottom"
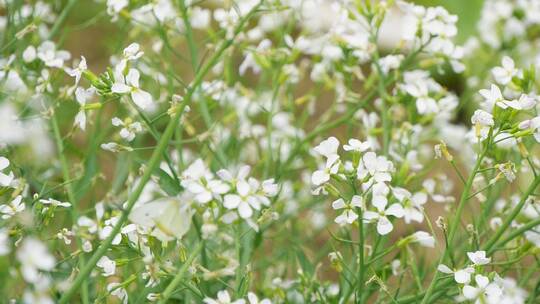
{"left": 0, "top": 156, "right": 15, "bottom": 187}
{"left": 37, "top": 41, "right": 70, "bottom": 68}
{"left": 410, "top": 231, "right": 435, "bottom": 248}
{"left": 129, "top": 197, "right": 193, "bottom": 242}
{"left": 191, "top": 7, "right": 210, "bottom": 29}
{"left": 23, "top": 275, "right": 54, "bottom": 304}
{"left": 101, "top": 142, "right": 133, "bottom": 152}
{"left": 203, "top": 290, "right": 245, "bottom": 304}
{"left": 22, "top": 46, "right": 37, "bottom": 63}
{"left": 107, "top": 0, "right": 128, "bottom": 20}
{"left": 519, "top": 116, "right": 540, "bottom": 143}
{"left": 492, "top": 56, "right": 518, "bottom": 85}
{"left": 97, "top": 256, "right": 116, "bottom": 277}
{"left": 107, "top": 282, "right": 128, "bottom": 304}
{"left": 0, "top": 229, "right": 9, "bottom": 255}
{"left": 247, "top": 292, "right": 272, "bottom": 304}
{"left": 378, "top": 54, "right": 404, "bottom": 74}
{"left": 112, "top": 117, "right": 143, "bottom": 142}
{"left": 16, "top": 238, "right": 56, "bottom": 283}
{"left": 39, "top": 198, "right": 71, "bottom": 212}
{"left": 0, "top": 195, "right": 25, "bottom": 219}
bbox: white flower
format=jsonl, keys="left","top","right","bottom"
{"left": 129, "top": 197, "right": 194, "bottom": 242}
{"left": 112, "top": 117, "right": 143, "bottom": 142}
{"left": 479, "top": 84, "right": 521, "bottom": 110}
{"left": 203, "top": 290, "right": 245, "bottom": 304}
{"left": 217, "top": 165, "right": 251, "bottom": 189}
{"left": 378, "top": 54, "right": 404, "bottom": 74}
{"left": 191, "top": 7, "right": 211, "bottom": 29}
{"left": 517, "top": 94, "right": 537, "bottom": 110}
{"left": 332, "top": 196, "right": 363, "bottom": 225}
{"left": 471, "top": 110, "right": 494, "bottom": 127}
{"left": 16, "top": 238, "right": 56, "bottom": 283}
{"left": 0, "top": 195, "right": 25, "bottom": 219}
{"left": 97, "top": 256, "right": 116, "bottom": 277}
{"left": 437, "top": 264, "right": 475, "bottom": 284}
{"left": 462, "top": 275, "right": 502, "bottom": 301}
{"left": 37, "top": 41, "right": 70, "bottom": 68}
{"left": 22, "top": 46, "right": 37, "bottom": 63}
{"left": 410, "top": 231, "right": 435, "bottom": 248}
{"left": 223, "top": 181, "right": 261, "bottom": 219}
{"left": 101, "top": 142, "right": 132, "bottom": 152}
{"left": 363, "top": 193, "right": 404, "bottom": 235}
{"left": 107, "top": 0, "right": 128, "bottom": 19}
{"left": 393, "top": 188, "right": 426, "bottom": 224}
{"left": 74, "top": 86, "right": 95, "bottom": 131}
{"left": 312, "top": 154, "right": 340, "bottom": 186}
{"left": 65, "top": 56, "right": 87, "bottom": 85}
{"left": 314, "top": 137, "right": 340, "bottom": 159}
{"left": 343, "top": 139, "right": 371, "bottom": 152}
{"left": 112, "top": 68, "right": 153, "bottom": 109}
{"left": 0, "top": 156, "right": 15, "bottom": 187}
{"left": 492, "top": 56, "right": 517, "bottom": 85}
{"left": 0, "top": 229, "right": 9, "bottom": 255}
{"left": 403, "top": 81, "right": 438, "bottom": 115}
{"left": 107, "top": 282, "right": 128, "bottom": 304}
{"left": 123, "top": 43, "right": 144, "bottom": 61}
{"left": 22, "top": 276, "right": 53, "bottom": 304}
{"left": 39, "top": 198, "right": 71, "bottom": 212}
{"left": 181, "top": 159, "right": 230, "bottom": 204}
{"left": 359, "top": 152, "right": 393, "bottom": 183}
{"left": 519, "top": 116, "right": 540, "bottom": 143}
{"left": 467, "top": 251, "right": 491, "bottom": 265}
{"left": 247, "top": 292, "right": 272, "bottom": 304}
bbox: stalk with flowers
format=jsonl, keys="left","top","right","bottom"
{"left": 1, "top": 0, "right": 540, "bottom": 303}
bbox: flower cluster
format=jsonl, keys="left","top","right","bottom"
{"left": 2, "top": 0, "right": 540, "bottom": 303}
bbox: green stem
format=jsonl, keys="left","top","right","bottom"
{"left": 58, "top": 4, "right": 262, "bottom": 302}
{"left": 488, "top": 218, "right": 540, "bottom": 255}
{"left": 420, "top": 141, "right": 489, "bottom": 304}
{"left": 357, "top": 211, "right": 365, "bottom": 304}
{"left": 48, "top": 0, "right": 78, "bottom": 39}
{"left": 158, "top": 242, "right": 204, "bottom": 304}
{"left": 50, "top": 111, "right": 89, "bottom": 304}
{"left": 484, "top": 176, "right": 540, "bottom": 252}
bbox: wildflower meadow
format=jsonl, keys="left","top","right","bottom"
{"left": 1, "top": 0, "right": 540, "bottom": 303}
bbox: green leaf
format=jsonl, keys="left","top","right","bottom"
{"left": 155, "top": 168, "right": 182, "bottom": 196}
{"left": 296, "top": 248, "right": 315, "bottom": 278}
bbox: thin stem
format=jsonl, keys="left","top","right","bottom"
{"left": 420, "top": 138, "right": 490, "bottom": 304}
{"left": 357, "top": 208, "right": 365, "bottom": 304}
{"left": 158, "top": 242, "right": 204, "bottom": 304}
{"left": 488, "top": 218, "right": 540, "bottom": 255}
{"left": 50, "top": 111, "right": 89, "bottom": 304}
{"left": 57, "top": 4, "right": 262, "bottom": 302}
{"left": 48, "top": 0, "right": 78, "bottom": 39}
{"left": 484, "top": 175, "right": 540, "bottom": 252}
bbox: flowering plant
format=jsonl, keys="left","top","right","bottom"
{"left": 1, "top": 0, "right": 540, "bottom": 303}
